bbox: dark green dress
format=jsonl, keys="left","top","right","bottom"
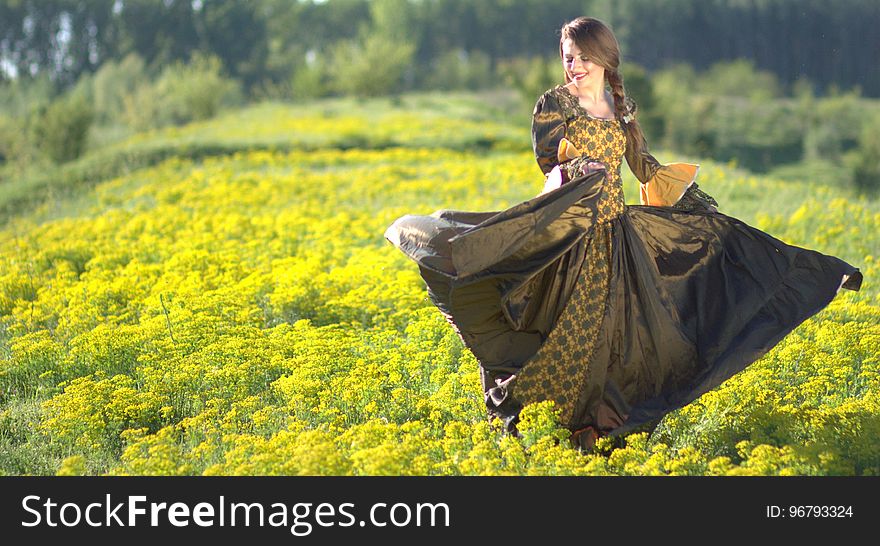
{"left": 384, "top": 85, "right": 863, "bottom": 444}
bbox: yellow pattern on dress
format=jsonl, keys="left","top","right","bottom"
{"left": 510, "top": 86, "right": 627, "bottom": 428}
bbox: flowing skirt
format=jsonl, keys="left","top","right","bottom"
{"left": 384, "top": 171, "right": 863, "bottom": 440}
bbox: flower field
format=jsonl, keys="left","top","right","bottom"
{"left": 1, "top": 97, "right": 878, "bottom": 475}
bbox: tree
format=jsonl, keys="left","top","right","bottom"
{"left": 193, "top": 0, "right": 268, "bottom": 90}
{"left": 329, "top": 33, "right": 415, "bottom": 97}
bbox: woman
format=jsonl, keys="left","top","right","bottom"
{"left": 384, "top": 17, "right": 863, "bottom": 451}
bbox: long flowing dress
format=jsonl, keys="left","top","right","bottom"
{"left": 384, "top": 84, "right": 863, "bottom": 447}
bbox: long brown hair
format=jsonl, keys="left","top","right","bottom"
{"left": 559, "top": 17, "right": 648, "bottom": 156}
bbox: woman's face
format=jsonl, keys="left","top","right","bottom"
{"left": 561, "top": 37, "right": 604, "bottom": 88}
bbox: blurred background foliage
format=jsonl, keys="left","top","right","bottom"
{"left": 1, "top": 0, "right": 879, "bottom": 194}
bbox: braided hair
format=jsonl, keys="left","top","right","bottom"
{"left": 559, "top": 17, "right": 649, "bottom": 157}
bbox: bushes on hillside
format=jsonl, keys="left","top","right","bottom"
{"left": 328, "top": 33, "right": 416, "bottom": 98}
{"left": 0, "top": 115, "right": 22, "bottom": 164}
{"left": 0, "top": 76, "right": 55, "bottom": 167}
{"left": 29, "top": 93, "right": 95, "bottom": 164}
{"left": 92, "top": 54, "right": 150, "bottom": 124}
{"left": 653, "top": 60, "right": 877, "bottom": 177}
{"left": 850, "top": 112, "right": 880, "bottom": 195}
{"left": 802, "top": 89, "right": 864, "bottom": 161}
{"left": 620, "top": 63, "right": 662, "bottom": 142}
{"left": 290, "top": 50, "right": 329, "bottom": 101}
{"left": 1, "top": 53, "right": 245, "bottom": 168}
{"left": 123, "top": 53, "right": 243, "bottom": 131}
{"left": 496, "top": 56, "right": 558, "bottom": 104}
{"left": 425, "top": 49, "right": 494, "bottom": 91}
{"left": 707, "top": 97, "right": 804, "bottom": 172}
{"left": 695, "top": 59, "right": 782, "bottom": 100}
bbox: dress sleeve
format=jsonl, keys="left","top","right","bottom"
{"left": 622, "top": 97, "right": 716, "bottom": 210}
{"left": 531, "top": 91, "right": 567, "bottom": 176}
{"left": 531, "top": 90, "right": 599, "bottom": 183}
{"left": 622, "top": 97, "right": 662, "bottom": 185}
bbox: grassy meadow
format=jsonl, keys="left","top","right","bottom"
{"left": 0, "top": 93, "right": 878, "bottom": 475}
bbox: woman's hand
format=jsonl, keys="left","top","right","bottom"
{"left": 581, "top": 160, "right": 607, "bottom": 178}
{"left": 539, "top": 165, "right": 567, "bottom": 195}
{"left": 539, "top": 160, "right": 608, "bottom": 196}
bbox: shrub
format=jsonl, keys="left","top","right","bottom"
{"left": 696, "top": 59, "right": 782, "bottom": 100}
{"left": 0, "top": 74, "right": 55, "bottom": 118}
{"left": 123, "top": 53, "right": 243, "bottom": 131}
{"left": 0, "top": 114, "right": 21, "bottom": 163}
{"left": 708, "top": 96, "right": 804, "bottom": 172}
{"left": 291, "top": 50, "right": 329, "bottom": 101}
{"left": 28, "top": 93, "right": 94, "bottom": 164}
{"left": 328, "top": 33, "right": 416, "bottom": 97}
{"left": 92, "top": 53, "right": 149, "bottom": 124}
{"left": 653, "top": 63, "right": 713, "bottom": 154}
{"left": 849, "top": 112, "right": 880, "bottom": 195}
{"left": 426, "top": 49, "right": 493, "bottom": 91}
{"left": 620, "top": 63, "right": 661, "bottom": 142}
{"left": 496, "top": 55, "right": 558, "bottom": 104}
{"left": 803, "top": 89, "right": 865, "bottom": 162}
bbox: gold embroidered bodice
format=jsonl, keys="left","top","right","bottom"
{"left": 552, "top": 85, "right": 628, "bottom": 224}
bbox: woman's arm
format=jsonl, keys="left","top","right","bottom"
{"left": 622, "top": 98, "right": 718, "bottom": 211}
{"left": 532, "top": 90, "right": 607, "bottom": 195}
{"left": 622, "top": 110, "right": 662, "bottom": 185}
{"left": 531, "top": 91, "right": 567, "bottom": 176}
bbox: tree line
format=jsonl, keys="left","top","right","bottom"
{"left": 1, "top": 0, "right": 878, "bottom": 97}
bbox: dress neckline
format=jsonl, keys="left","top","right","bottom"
{"left": 555, "top": 84, "right": 619, "bottom": 122}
